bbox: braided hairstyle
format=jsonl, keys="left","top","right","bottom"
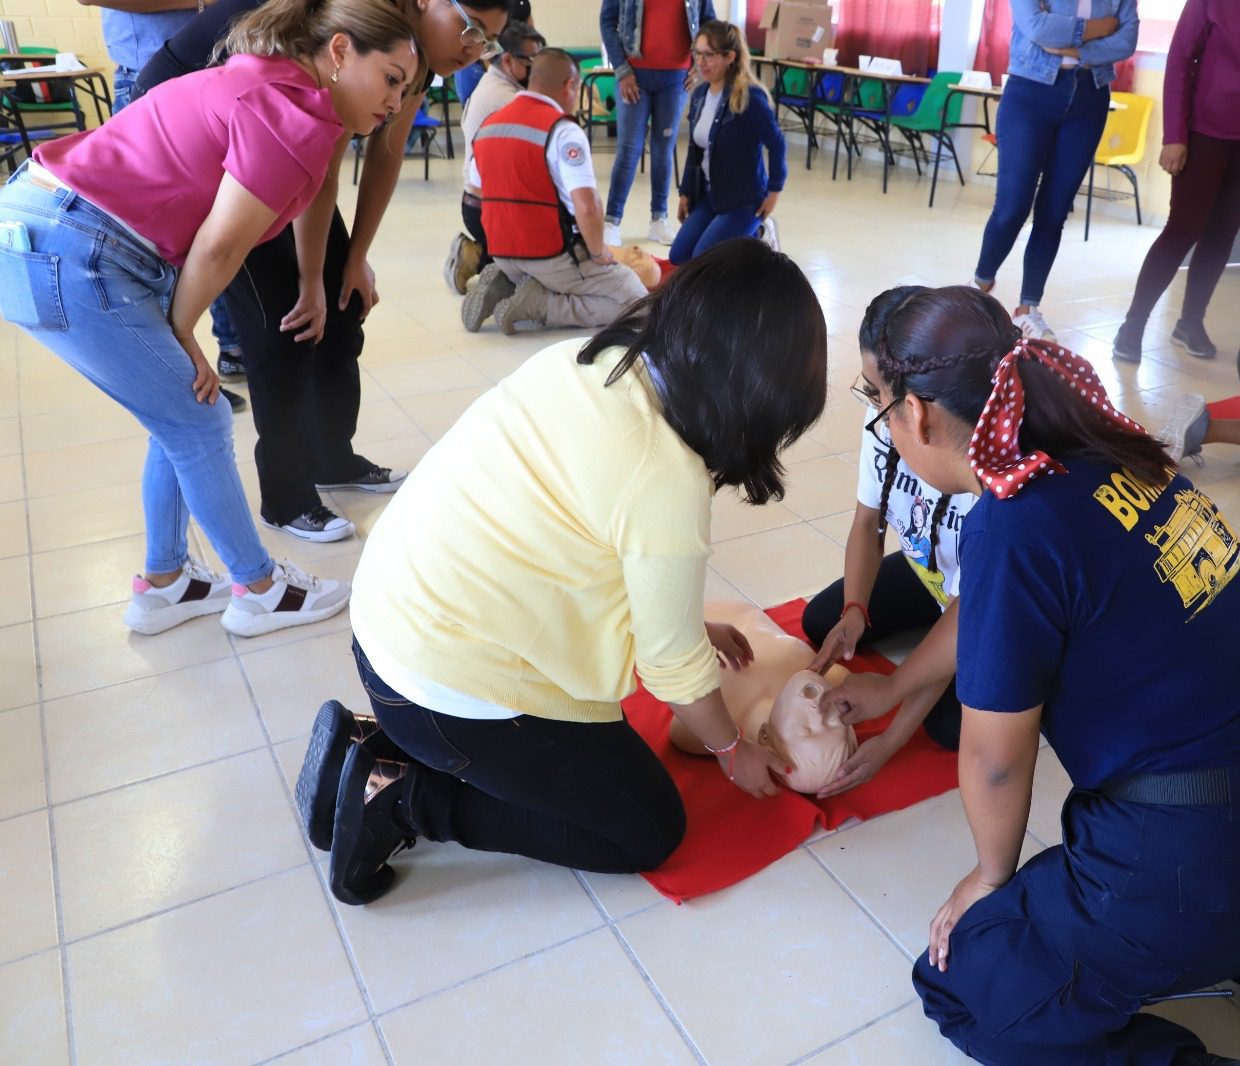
{"left": 862, "top": 287, "right": 976, "bottom": 574}
{"left": 862, "top": 284, "right": 1172, "bottom": 489}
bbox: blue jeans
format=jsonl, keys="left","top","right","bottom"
{"left": 0, "top": 167, "right": 272, "bottom": 583}
{"left": 975, "top": 69, "right": 1110, "bottom": 306}
{"left": 111, "top": 67, "right": 137, "bottom": 114}
{"left": 605, "top": 68, "right": 688, "bottom": 224}
{"left": 668, "top": 188, "right": 760, "bottom": 265}
{"left": 113, "top": 76, "right": 238, "bottom": 352}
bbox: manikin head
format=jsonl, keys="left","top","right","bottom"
{"left": 760, "top": 670, "right": 857, "bottom": 793}
{"left": 610, "top": 244, "right": 662, "bottom": 290}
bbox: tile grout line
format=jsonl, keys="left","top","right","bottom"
{"left": 572, "top": 871, "right": 708, "bottom": 1065}
{"left": 16, "top": 365, "right": 79, "bottom": 1066}
{"left": 784, "top": 996, "right": 919, "bottom": 1065}
{"left": 802, "top": 842, "right": 919, "bottom": 966}
{"left": 219, "top": 622, "right": 400, "bottom": 1066}
{"left": 55, "top": 861, "right": 312, "bottom": 950}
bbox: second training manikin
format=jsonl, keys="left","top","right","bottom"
{"left": 669, "top": 602, "right": 859, "bottom": 793}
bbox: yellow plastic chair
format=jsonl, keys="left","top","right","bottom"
{"left": 1084, "top": 91, "right": 1154, "bottom": 241}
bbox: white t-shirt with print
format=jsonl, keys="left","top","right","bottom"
{"left": 856, "top": 409, "right": 975, "bottom": 609}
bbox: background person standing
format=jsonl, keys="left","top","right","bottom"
{"left": 599, "top": 0, "right": 714, "bottom": 247}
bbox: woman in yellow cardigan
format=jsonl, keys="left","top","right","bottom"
{"left": 299, "top": 239, "right": 829, "bottom": 905}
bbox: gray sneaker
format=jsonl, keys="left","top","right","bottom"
{"left": 461, "top": 263, "right": 515, "bottom": 332}
{"left": 261, "top": 505, "right": 355, "bottom": 543}
{"left": 494, "top": 276, "right": 550, "bottom": 335}
{"left": 316, "top": 463, "right": 407, "bottom": 494}
{"left": 1158, "top": 393, "right": 1209, "bottom": 463}
{"left": 220, "top": 561, "right": 351, "bottom": 638}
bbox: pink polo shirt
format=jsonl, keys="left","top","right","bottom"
{"left": 34, "top": 54, "right": 343, "bottom": 266}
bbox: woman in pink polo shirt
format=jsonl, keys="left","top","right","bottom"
{"left": 0, "top": 0, "right": 418, "bottom": 637}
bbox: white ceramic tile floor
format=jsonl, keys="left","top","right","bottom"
{"left": 2, "top": 132, "right": 1239, "bottom": 1065}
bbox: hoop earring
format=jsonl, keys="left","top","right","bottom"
{"left": 331, "top": 66, "right": 339, "bottom": 84}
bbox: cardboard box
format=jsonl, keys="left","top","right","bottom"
{"left": 759, "top": 0, "right": 834, "bottom": 63}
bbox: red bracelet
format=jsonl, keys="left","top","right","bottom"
{"left": 841, "top": 601, "right": 871, "bottom": 628}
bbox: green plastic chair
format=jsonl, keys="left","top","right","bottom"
{"left": 0, "top": 46, "right": 86, "bottom": 139}
{"left": 425, "top": 75, "right": 458, "bottom": 159}
{"left": 578, "top": 56, "right": 617, "bottom": 147}
{"left": 887, "top": 72, "right": 966, "bottom": 197}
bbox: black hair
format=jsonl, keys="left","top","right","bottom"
{"left": 499, "top": 19, "right": 544, "bottom": 54}
{"left": 461, "top": 0, "right": 511, "bottom": 10}
{"left": 577, "top": 239, "right": 827, "bottom": 506}
{"left": 862, "top": 284, "right": 1173, "bottom": 490}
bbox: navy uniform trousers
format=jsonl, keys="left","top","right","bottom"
{"left": 915, "top": 767, "right": 1240, "bottom": 1065}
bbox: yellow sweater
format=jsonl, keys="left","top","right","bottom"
{"left": 350, "top": 339, "right": 721, "bottom": 723}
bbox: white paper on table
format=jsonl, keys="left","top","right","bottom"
{"left": 1002, "top": 73, "right": 1011, "bottom": 88}
{"left": 822, "top": 48, "right": 839, "bottom": 65}
{"left": 51, "top": 52, "right": 86, "bottom": 71}
{"left": 959, "top": 70, "right": 993, "bottom": 89}
{"left": 868, "top": 57, "right": 904, "bottom": 76}
{"left": 858, "top": 54, "right": 872, "bottom": 69}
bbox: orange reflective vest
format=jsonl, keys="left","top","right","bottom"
{"left": 474, "top": 94, "right": 579, "bottom": 260}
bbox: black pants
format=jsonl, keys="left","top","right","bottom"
{"left": 223, "top": 209, "right": 370, "bottom": 525}
{"left": 352, "top": 638, "right": 686, "bottom": 873}
{"left": 802, "top": 552, "right": 961, "bottom": 750}
{"left": 461, "top": 195, "right": 491, "bottom": 269}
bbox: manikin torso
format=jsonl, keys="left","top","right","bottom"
{"left": 668, "top": 602, "right": 859, "bottom": 793}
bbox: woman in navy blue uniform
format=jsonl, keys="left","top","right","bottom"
{"left": 670, "top": 20, "right": 785, "bottom": 265}
{"left": 853, "top": 285, "right": 1240, "bottom": 1065}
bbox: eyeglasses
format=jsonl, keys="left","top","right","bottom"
{"left": 849, "top": 374, "right": 881, "bottom": 409}
{"left": 446, "top": 0, "right": 503, "bottom": 60}
{"left": 690, "top": 49, "right": 723, "bottom": 61}
{"left": 864, "top": 396, "right": 901, "bottom": 441}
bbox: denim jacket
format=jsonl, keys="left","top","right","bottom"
{"left": 678, "top": 81, "right": 787, "bottom": 214}
{"left": 599, "top": 0, "right": 716, "bottom": 81}
{"left": 1008, "top": 0, "right": 1139, "bottom": 88}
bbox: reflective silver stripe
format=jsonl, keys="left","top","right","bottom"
{"left": 473, "top": 122, "right": 550, "bottom": 148}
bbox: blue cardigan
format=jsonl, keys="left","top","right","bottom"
{"left": 679, "top": 81, "right": 787, "bottom": 214}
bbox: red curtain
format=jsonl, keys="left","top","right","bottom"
{"left": 834, "top": 0, "right": 940, "bottom": 76}
{"left": 746, "top": 0, "right": 771, "bottom": 53}
{"left": 974, "top": 0, "right": 1134, "bottom": 89}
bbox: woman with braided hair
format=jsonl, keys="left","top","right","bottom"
{"left": 801, "top": 286, "right": 976, "bottom": 799}
{"left": 844, "top": 285, "right": 1240, "bottom": 1065}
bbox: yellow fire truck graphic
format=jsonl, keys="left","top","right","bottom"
{"left": 1145, "top": 489, "right": 1240, "bottom": 617}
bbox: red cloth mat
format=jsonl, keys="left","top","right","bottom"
{"left": 624, "top": 599, "right": 959, "bottom": 902}
{"left": 1207, "top": 396, "right": 1240, "bottom": 421}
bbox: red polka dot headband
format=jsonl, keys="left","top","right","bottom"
{"left": 969, "top": 338, "right": 1144, "bottom": 500}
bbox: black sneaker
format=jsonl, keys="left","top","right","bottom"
{"left": 330, "top": 744, "right": 419, "bottom": 905}
{"left": 315, "top": 463, "right": 407, "bottom": 495}
{"left": 1112, "top": 319, "right": 1144, "bottom": 364}
{"left": 1172, "top": 319, "right": 1217, "bottom": 359}
{"left": 295, "top": 700, "right": 407, "bottom": 851}
{"left": 261, "top": 505, "right": 355, "bottom": 543}
{"left": 222, "top": 387, "right": 246, "bottom": 414}
{"left": 218, "top": 350, "right": 246, "bottom": 380}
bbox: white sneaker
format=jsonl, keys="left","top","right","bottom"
{"left": 221, "top": 561, "right": 351, "bottom": 637}
{"left": 756, "top": 215, "right": 780, "bottom": 252}
{"left": 647, "top": 217, "right": 677, "bottom": 245}
{"left": 1012, "top": 305, "right": 1057, "bottom": 342}
{"left": 603, "top": 222, "right": 622, "bottom": 247}
{"left": 1158, "top": 393, "right": 1209, "bottom": 464}
{"left": 122, "top": 557, "right": 231, "bottom": 635}
{"left": 261, "top": 505, "right": 355, "bottom": 543}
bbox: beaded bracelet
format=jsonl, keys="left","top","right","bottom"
{"left": 841, "top": 600, "right": 872, "bottom": 629}
{"left": 706, "top": 727, "right": 744, "bottom": 780}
